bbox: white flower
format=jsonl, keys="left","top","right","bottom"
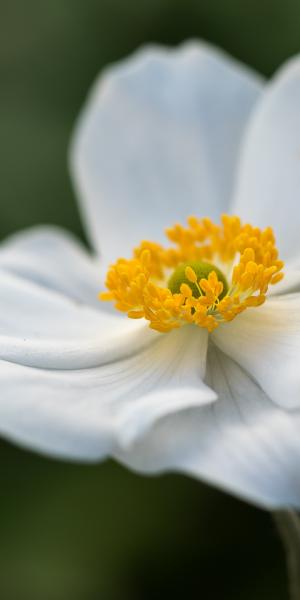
{"left": 1, "top": 40, "right": 300, "bottom": 509}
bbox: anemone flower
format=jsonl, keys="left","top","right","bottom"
{"left": 1, "top": 41, "right": 300, "bottom": 517}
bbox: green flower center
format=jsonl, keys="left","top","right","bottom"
{"left": 168, "top": 261, "right": 228, "bottom": 300}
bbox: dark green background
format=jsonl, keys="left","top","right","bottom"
{"left": 1, "top": 1, "right": 299, "bottom": 598}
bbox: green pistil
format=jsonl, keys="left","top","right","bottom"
{"left": 168, "top": 261, "right": 228, "bottom": 300}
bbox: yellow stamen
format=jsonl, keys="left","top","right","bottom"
{"left": 100, "top": 214, "right": 284, "bottom": 333}
{"left": 185, "top": 266, "right": 198, "bottom": 284}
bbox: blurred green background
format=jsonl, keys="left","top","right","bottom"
{"left": 1, "top": 0, "right": 300, "bottom": 598}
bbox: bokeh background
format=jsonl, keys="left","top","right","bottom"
{"left": 1, "top": 1, "right": 300, "bottom": 598}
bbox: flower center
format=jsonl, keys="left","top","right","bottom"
{"left": 168, "top": 261, "right": 228, "bottom": 300}
{"left": 100, "top": 215, "right": 284, "bottom": 333}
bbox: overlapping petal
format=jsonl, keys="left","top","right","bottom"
{"left": 232, "top": 55, "right": 300, "bottom": 261}
{"left": 0, "top": 226, "right": 104, "bottom": 310}
{"left": 0, "top": 327, "right": 215, "bottom": 460}
{"left": 70, "top": 41, "right": 263, "bottom": 262}
{"left": 0, "top": 266, "right": 157, "bottom": 369}
{"left": 116, "top": 345, "right": 300, "bottom": 508}
{"left": 212, "top": 294, "right": 300, "bottom": 409}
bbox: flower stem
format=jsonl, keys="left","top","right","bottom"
{"left": 274, "top": 511, "right": 300, "bottom": 600}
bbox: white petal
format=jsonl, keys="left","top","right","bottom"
{"left": 0, "top": 267, "right": 155, "bottom": 369}
{"left": 114, "top": 326, "right": 215, "bottom": 447}
{"left": 0, "top": 226, "right": 154, "bottom": 368}
{"left": 0, "top": 225, "right": 104, "bottom": 310}
{"left": 70, "top": 41, "right": 263, "bottom": 262}
{"left": 212, "top": 294, "right": 300, "bottom": 409}
{"left": 0, "top": 359, "right": 114, "bottom": 460}
{"left": 231, "top": 55, "right": 300, "bottom": 261}
{"left": 0, "top": 327, "right": 214, "bottom": 460}
{"left": 270, "top": 258, "right": 300, "bottom": 295}
{"left": 116, "top": 345, "right": 300, "bottom": 509}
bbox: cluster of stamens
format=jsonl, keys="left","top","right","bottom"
{"left": 100, "top": 215, "right": 284, "bottom": 333}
